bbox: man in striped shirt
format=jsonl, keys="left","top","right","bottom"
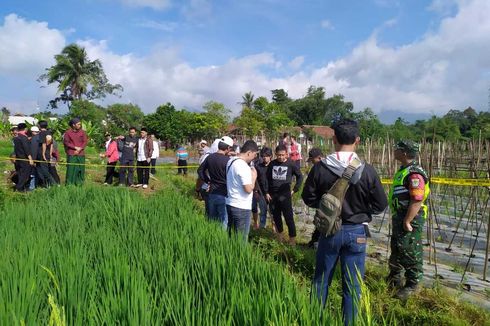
{"left": 176, "top": 145, "right": 189, "bottom": 175}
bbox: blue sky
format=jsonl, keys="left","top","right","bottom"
{"left": 0, "top": 0, "right": 488, "bottom": 123}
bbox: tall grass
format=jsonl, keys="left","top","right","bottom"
{"left": 0, "top": 186, "right": 334, "bottom": 325}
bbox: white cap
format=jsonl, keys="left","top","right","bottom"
{"left": 220, "top": 136, "right": 234, "bottom": 147}
{"left": 30, "top": 126, "right": 40, "bottom": 132}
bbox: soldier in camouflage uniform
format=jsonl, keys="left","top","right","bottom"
{"left": 388, "top": 140, "right": 430, "bottom": 300}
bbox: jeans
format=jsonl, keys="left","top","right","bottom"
{"left": 226, "top": 205, "right": 251, "bottom": 242}
{"left": 313, "top": 224, "right": 367, "bottom": 326}
{"left": 207, "top": 193, "right": 228, "bottom": 229}
{"left": 252, "top": 195, "right": 268, "bottom": 228}
{"left": 150, "top": 158, "right": 157, "bottom": 174}
{"left": 119, "top": 159, "right": 134, "bottom": 186}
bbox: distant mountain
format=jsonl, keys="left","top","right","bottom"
{"left": 377, "top": 110, "right": 433, "bottom": 124}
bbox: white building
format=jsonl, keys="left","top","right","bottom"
{"left": 7, "top": 116, "right": 58, "bottom": 126}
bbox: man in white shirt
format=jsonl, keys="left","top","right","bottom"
{"left": 225, "top": 140, "right": 259, "bottom": 241}
{"left": 135, "top": 128, "right": 153, "bottom": 189}
{"left": 150, "top": 134, "right": 160, "bottom": 175}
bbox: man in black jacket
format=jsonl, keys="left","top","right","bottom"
{"left": 197, "top": 136, "right": 233, "bottom": 229}
{"left": 302, "top": 119, "right": 387, "bottom": 326}
{"left": 13, "top": 123, "right": 35, "bottom": 191}
{"left": 118, "top": 127, "right": 138, "bottom": 186}
{"left": 252, "top": 146, "right": 272, "bottom": 229}
{"left": 265, "top": 144, "right": 303, "bottom": 245}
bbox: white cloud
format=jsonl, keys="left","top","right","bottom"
{"left": 288, "top": 56, "right": 304, "bottom": 70}
{"left": 3, "top": 0, "right": 490, "bottom": 116}
{"left": 428, "top": 0, "right": 459, "bottom": 15}
{"left": 118, "top": 0, "right": 171, "bottom": 10}
{"left": 0, "top": 14, "right": 65, "bottom": 75}
{"left": 182, "top": 0, "right": 212, "bottom": 21}
{"left": 135, "top": 19, "right": 177, "bottom": 31}
{"left": 320, "top": 19, "right": 334, "bottom": 30}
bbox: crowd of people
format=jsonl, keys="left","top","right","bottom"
{"left": 8, "top": 120, "right": 184, "bottom": 190}
{"left": 196, "top": 120, "right": 429, "bottom": 325}
{"left": 7, "top": 117, "right": 430, "bottom": 325}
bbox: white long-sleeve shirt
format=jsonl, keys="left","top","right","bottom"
{"left": 151, "top": 140, "right": 160, "bottom": 159}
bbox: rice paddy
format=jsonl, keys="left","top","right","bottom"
{"left": 0, "top": 186, "right": 330, "bottom": 325}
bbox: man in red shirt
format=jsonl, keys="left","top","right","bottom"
{"left": 63, "top": 118, "right": 88, "bottom": 185}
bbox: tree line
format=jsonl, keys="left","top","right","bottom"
{"left": 1, "top": 43, "right": 488, "bottom": 146}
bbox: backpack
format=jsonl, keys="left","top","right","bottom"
{"left": 314, "top": 158, "right": 362, "bottom": 236}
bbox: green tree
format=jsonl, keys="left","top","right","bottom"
{"left": 271, "top": 89, "right": 291, "bottom": 108}
{"left": 144, "top": 103, "right": 184, "bottom": 145}
{"left": 39, "top": 43, "right": 122, "bottom": 109}
{"left": 203, "top": 101, "right": 231, "bottom": 127}
{"left": 354, "top": 108, "right": 385, "bottom": 140}
{"left": 67, "top": 100, "right": 106, "bottom": 125}
{"left": 424, "top": 116, "right": 461, "bottom": 141}
{"left": 240, "top": 91, "right": 255, "bottom": 109}
{"left": 323, "top": 94, "right": 354, "bottom": 125}
{"left": 106, "top": 103, "right": 145, "bottom": 136}
{"left": 234, "top": 107, "right": 265, "bottom": 138}
{"left": 389, "top": 118, "right": 412, "bottom": 141}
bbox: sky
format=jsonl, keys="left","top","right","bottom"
{"left": 0, "top": 0, "right": 489, "bottom": 123}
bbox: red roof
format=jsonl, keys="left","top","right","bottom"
{"left": 301, "top": 125, "right": 334, "bottom": 139}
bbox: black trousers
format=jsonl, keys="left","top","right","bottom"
{"left": 105, "top": 161, "right": 117, "bottom": 184}
{"left": 119, "top": 159, "right": 134, "bottom": 186}
{"left": 38, "top": 162, "right": 57, "bottom": 187}
{"left": 137, "top": 160, "right": 150, "bottom": 185}
{"left": 49, "top": 165, "right": 61, "bottom": 184}
{"left": 150, "top": 158, "right": 157, "bottom": 174}
{"left": 15, "top": 161, "right": 32, "bottom": 192}
{"left": 270, "top": 192, "right": 296, "bottom": 237}
{"left": 177, "top": 159, "right": 188, "bottom": 175}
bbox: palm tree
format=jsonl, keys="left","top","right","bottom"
{"left": 1, "top": 107, "right": 10, "bottom": 123}
{"left": 39, "top": 44, "right": 122, "bottom": 109}
{"left": 240, "top": 91, "right": 255, "bottom": 109}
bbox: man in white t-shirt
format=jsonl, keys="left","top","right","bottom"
{"left": 225, "top": 140, "right": 259, "bottom": 241}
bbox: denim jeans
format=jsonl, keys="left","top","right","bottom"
{"left": 252, "top": 195, "right": 268, "bottom": 227}
{"left": 313, "top": 224, "right": 367, "bottom": 326}
{"left": 257, "top": 195, "right": 268, "bottom": 228}
{"left": 226, "top": 205, "right": 251, "bottom": 242}
{"left": 207, "top": 193, "right": 228, "bottom": 229}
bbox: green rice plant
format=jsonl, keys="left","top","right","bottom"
{"left": 0, "top": 186, "right": 334, "bottom": 325}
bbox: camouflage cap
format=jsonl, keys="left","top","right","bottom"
{"left": 394, "top": 140, "right": 420, "bottom": 154}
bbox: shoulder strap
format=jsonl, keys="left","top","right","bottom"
{"left": 341, "top": 157, "right": 362, "bottom": 181}
{"left": 226, "top": 157, "right": 240, "bottom": 175}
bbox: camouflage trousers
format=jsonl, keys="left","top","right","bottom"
{"left": 388, "top": 213, "right": 425, "bottom": 287}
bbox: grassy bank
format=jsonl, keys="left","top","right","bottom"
{"left": 0, "top": 186, "right": 336, "bottom": 325}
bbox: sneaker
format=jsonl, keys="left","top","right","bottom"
{"left": 134, "top": 184, "right": 142, "bottom": 188}
{"left": 103, "top": 182, "right": 108, "bottom": 186}
{"left": 142, "top": 184, "right": 148, "bottom": 189}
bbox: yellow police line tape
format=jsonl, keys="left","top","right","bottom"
{"left": 3, "top": 156, "right": 489, "bottom": 186}
{"left": 0, "top": 156, "right": 199, "bottom": 170}
{"left": 381, "top": 178, "right": 490, "bottom": 187}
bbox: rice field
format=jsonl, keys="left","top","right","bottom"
{"left": 0, "top": 186, "right": 332, "bottom": 325}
